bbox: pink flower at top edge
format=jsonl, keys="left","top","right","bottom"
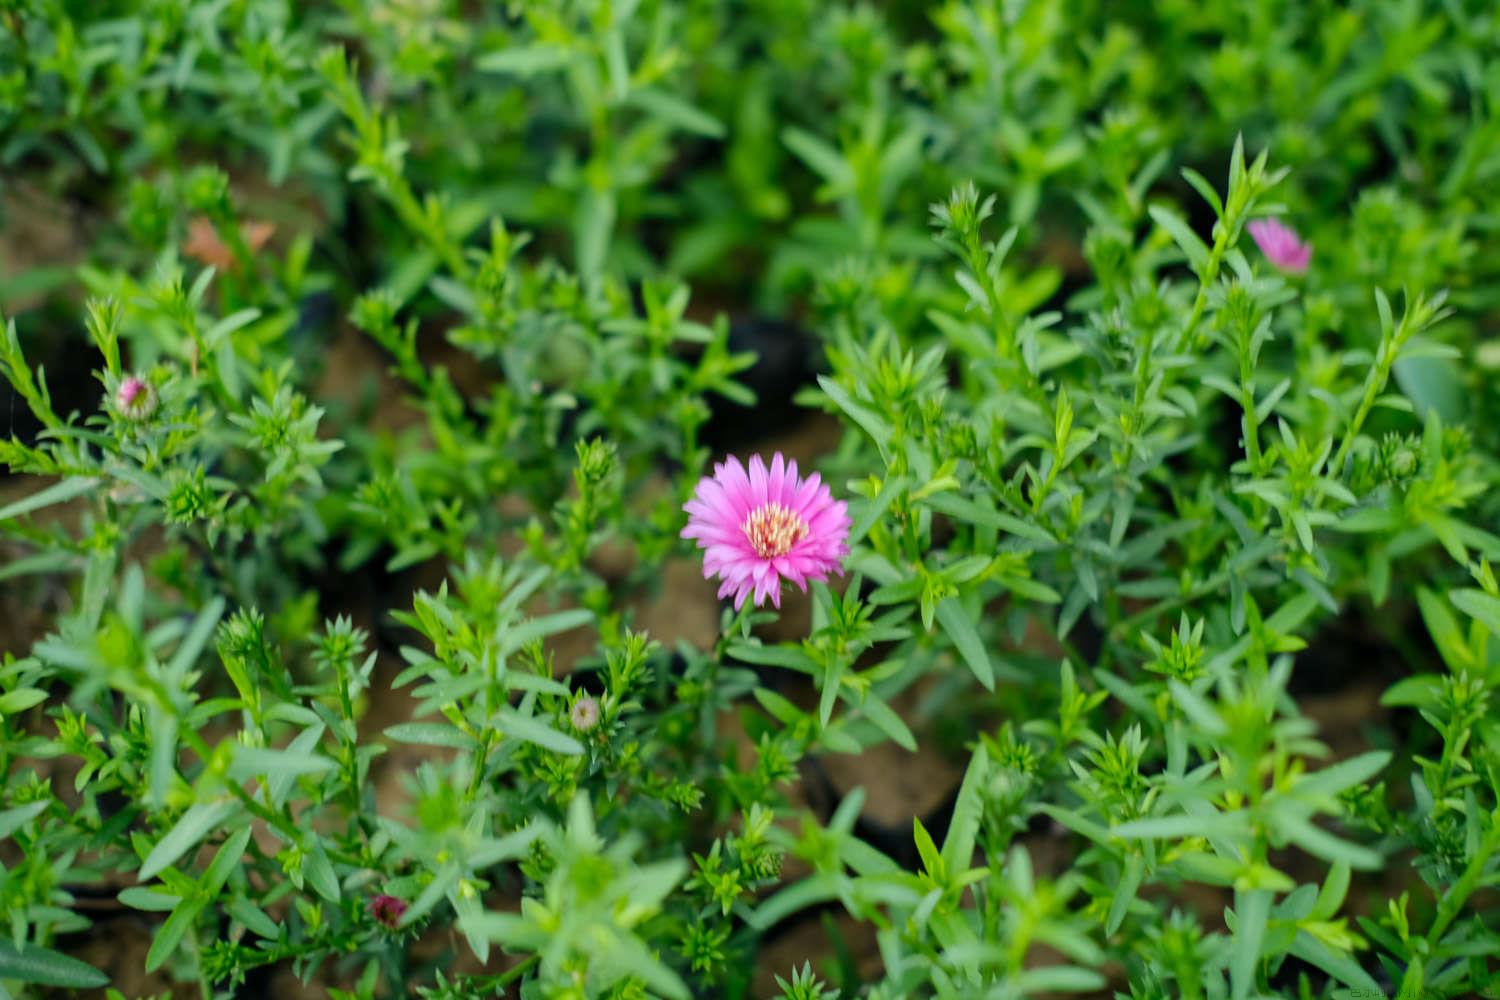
{"left": 1246, "top": 218, "right": 1311, "bottom": 274}
{"left": 681, "top": 453, "right": 850, "bottom": 610}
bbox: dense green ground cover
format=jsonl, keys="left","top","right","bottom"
{"left": 1, "top": 2, "right": 1499, "bottom": 997}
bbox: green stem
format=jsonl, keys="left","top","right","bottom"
{"left": 1425, "top": 822, "right": 1500, "bottom": 948}
{"left": 189, "top": 925, "right": 212, "bottom": 1000}
{"left": 1174, "top": 231, "right": 1230, "bottom": 354}
{"left": 494, "top": 954, "right": 541, "bottom": 988}
{"left": 1238, "top": 355, "right": 1263, "bottom": 475}
{"left": 1328, "top": 343, "right": 1391, "bottom": 477}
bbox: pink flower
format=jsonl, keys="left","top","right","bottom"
{"left": 1246, "top": 218, "right": 1311, "bottom": 274}
{"left": 370, "top": 893, "right": 407, "bottom": 929}
{"left": 114, "top": 375, "right": 156, "bottom": 420}
{"left": 682, "top": 453, "right": 850, "bottom": 610}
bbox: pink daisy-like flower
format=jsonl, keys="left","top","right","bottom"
{"left": 1246, "top": 218, "right": 1311, "bottom": 274}
{"left": 682, "top": 453, "right": 850, "bottom": 610}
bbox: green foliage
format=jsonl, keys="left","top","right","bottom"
{"left": 1, "top": 1, "right": 1499, "bottom": 998}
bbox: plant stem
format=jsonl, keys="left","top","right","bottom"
{"left": 1426, "top": 823, "right": 1500, "bottom": 947}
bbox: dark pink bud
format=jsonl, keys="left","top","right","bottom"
{"left": 369, "top": 893, "right": 407, "bottom": 929}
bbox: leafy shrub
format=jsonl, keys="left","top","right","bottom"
{"left": 1, "top": 1, "right": 1499, "bottom": 998}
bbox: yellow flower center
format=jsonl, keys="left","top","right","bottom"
{"left": 743, "top": 503, "right": 808, "bottom": 558}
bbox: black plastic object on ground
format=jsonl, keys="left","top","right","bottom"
{"left": 701, "top": 316, "right": 815, "bottom": 454}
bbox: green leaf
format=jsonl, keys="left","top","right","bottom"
{"left": 264, "top": 723, "right": 329, "bottom": 809}
{"left": 818, "top": 657, "right": 843, "bottom": 727}
{"left": 1148, "top": 205, "right": 1210, "bottom": 274}
{"left": 575, "top": 187, "right": 616, "bottom": 279}
{"left": 858, "top": 694, "right": 916, "bottom": 752}
{"left": 1293, "top": 751, "right": 1391, "bottom": 799}
{"left": 1180, "top": 166, "right": 1225, "bottom": 217}
{"left": 749, "top": 873, "right": 842, "bottom": 930}
{"left": 1417, "top": 586, "right": 1470, "bottom": 670}
{"left": 401, "top": 864, "right": 459, "bottom": 928}
{"left": 728, "top": 641, "right": 818, "bottom": 673}
{"left": 204, "top": 308, "right": 262, "bottom": 344}
{"left": 1014, "top": 967, "right": 1106, "bottom": 993}
{"left": 146, "top": 898, "right": 206, "bottom": 972}
{"left": 603, "top": 27, "right": 628, "bottom": 100}
{"left": 0, "top": 476, "right": 98, "bottom": 523}
{"left": 1107, "top": 854, "right": 1145, "bottom": 934}
{"left": 139, "top": 799, "right": 239, "bottom": 882}
{"left": 229, "top": 899, "right": 280, "bottom": 940}
{"left": 935, "top": 597, "right": 994, "bottom": 691}
{"left": 752, "top": 687, "right": 806, "bottom": 725}
{"left": 1168, "top": 680, "right": 1227, "bottom": 737}
{"left": 494, "top": 708, "right": 583, "bottom": 755}
{"left": 302, "top": 844, "right": 341, "bottom": 902}
{"left": 167, "top": 597, "right": 226, "bottom": 676}
{"left": 782, "top": 128, "right": 851, "bottom": 186}
{"left": 476, "top": 45, "right": 574, "bottom": 75}
{"left": 1264, "top": 590, "right": 1321, "bottom": 634}
{"left": 1394, "top": 355, "right": 1465, "bottom": 423}
{"left": 924, "top": 492, "right": 1054, "bottom": 544}
{"left": 1290, "top": 929, "right": 1381, "bottom": 993}
{"left": 1275, "top": 813, "right": 1382, "bottom": 870}
{"left": 627, "top": 88, "right": 725, "bottom": 138}
{"left": 867, "top": 577, "right": 921, "bottom": 607}
{"left": 1312, "top": 862, "right": 1351, "bottom": 919}
{"left": 1113, "top": 811, "right": 1248, "bottom": 841}
{"left": 848, "top": 475, "right": 907, "bottom": 548}
{"left": 941, "top": 744, "right": 989, "bottom": 872}
{"left": 0, "top": 941, "right": 108, "bottom": 988}
{"left": 1229, "top": 889, "right": 1272, "bottom": 1000}
{"left": 0, "top": 550, "right": 74, "bottom": 582}
{"left": 999, "top": 574, "right": 1062, "bottom": 604}
{"left": 468, "top": 825, "right": 545, "bottom": 869}
{"left": 203, "top": 826, "right": 253, "bottom": 897}
{"left": 496, "top": 608, "right": 593, "bottom": 657}
{"left": 0, "top": 687, "right": 48, "bottom": 714}
{"left": 227, "top": 745, "right": 337, "bottom": 783}
{"left": 460, "top": 912, "right": 543, "bottom": 951}
{"left": 606, "top": 935, "right": 690, "bottom": 1000}
{"left": 1380, "top": 673, "right": 1443, "bottom": 709}
{"left": 1452, "top": 588, "right": 1500, "bottom": 637}
{"left": 384, "top": 722, "right": 478, "bottom": 750}
{"left": 913, "top": 817, "right": 942, "bottom": 876}
{"left": 1374, "top": 287, "right": 1394, "bottom": 337}
{"left": 118, "top": 887, "right": 181, "bottom": 912}
{"left": 817, "top": 376, "right": 892, "bottom": 450}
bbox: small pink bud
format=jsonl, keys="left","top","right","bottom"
{"left": 569, "top": 696, "right": 600, "bottom": 733}
{"left": 114, "top": 376, "right": 157, "bottom": 420}
{"left": 1246, "top": 218, "right": 1311, "bottom": 274}
{"left": 369, "top": 893, "right": 407, "bottom": 929}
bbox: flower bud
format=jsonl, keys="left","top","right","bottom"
{"left": 369, "top": 893, "right": 407, "bottom": 930}
{"left": 115, "top": 376, "right": 157, "bottom": 420}
{"left": 570, "top": 696, "right": 600, "bottom": 733}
